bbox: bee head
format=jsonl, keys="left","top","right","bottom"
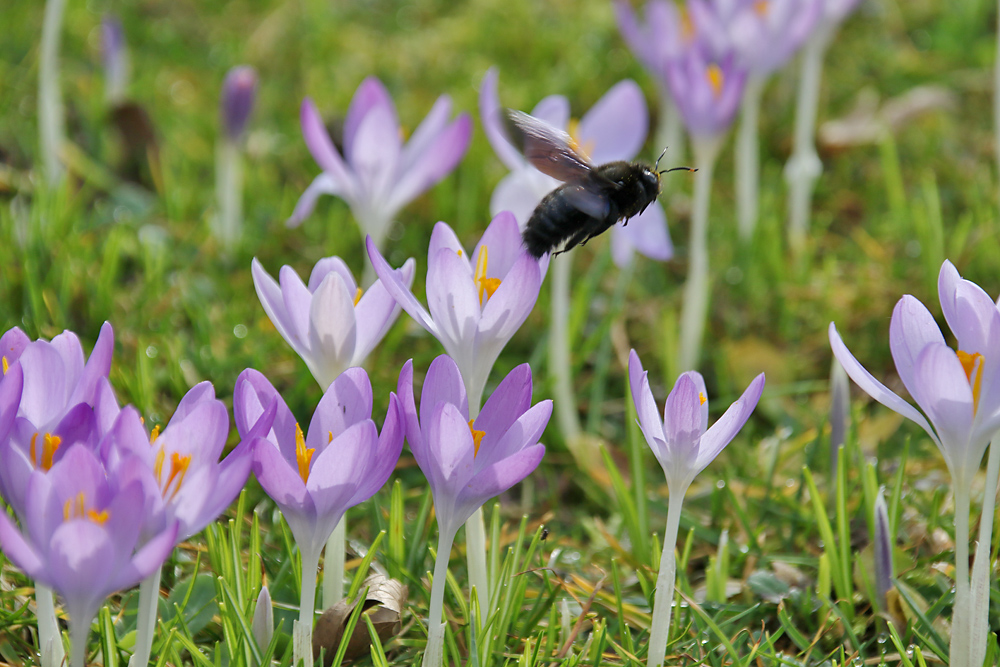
{"left": 638, "top": 166, "right": 662, "bottom": 201}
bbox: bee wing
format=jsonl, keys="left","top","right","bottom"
{"left": 561, "top": 183, "right": 610, "bottom": 220}
{"left": 504, "top": 110, "right": 594, "bottom": 183}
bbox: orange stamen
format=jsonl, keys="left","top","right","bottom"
{"left": 957, "top": 350, "right": 984, "bottom": 414}
{"left": 32, "top": 433, "right": 62, "bottom": 471}
{"left": 2, "top": 356, "right": 7, "bottom": 375}
{"left": 680, "top": 6, "right": 695, "bottom": 41}
{"left": 754, "top": 0, "right": 768, "bottom": 16}
{"left": 63, "top": 492, "right": 108, "bottom": 524}
{"left": 295, "top": 423, "right": 315, "bottom": 484}
{"left": 699, "top": 392, "right": 707, "bottom": 406}
{"left": 706, "top": 64, "right": 724, "bottom": 98}
{"left": 164, "top": 452, "right": 191, "bottom": 500}
{"left": 468, "top": 420, "right": 486, "bottom": 456}
{"left": 150, "top": 424, "right": 161, "bottom": 444}
{"left": 353, "top": 287, "right": 364, "bottom": 307}
{"left": 474, "top": 246, "right": 502, "bottom": 306}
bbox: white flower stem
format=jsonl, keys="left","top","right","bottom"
{"left": 550, "top": 253, "right": 581, "bottom": 444}
{"left": 677, "top": 136, "right": 723, "bottom": 374}
{"left": 950, "top": 480, "right": 972, "bottom": 667}
{"left": 215, "top": 140, "right": 244, "bottom": 254}
{"left": 68, "top": 610, "right": 91, "bottom": 667}
{"left": 39, "top": 0, "right": 67, "bottom": 185}
{"left": 128, "top": 568, "right": 163, "bottom": 667}
{"left": 784, "top": 25, "right": 833, "bottom": 253}
{"left": 463, "top": 384, "right": 489, "bottom": 631}
{"left": 294, "top": 546, "right": 321, "bottom": 667}
{"left": 423, "top": 527, "right": 457, "bottom": 667}
{"left": 646, "top": 485, "right": 686, "bottom": 667}
{"left": 736, "top": 75, "right": 766, "bottom": 241}
{"left": 322, "top": 519, "right": 346, "bottom": 609}
{"left": 35, "top": 584, "right": 65, "bottom": 667}
{"left": 969, "top": 436, "right": 1000, "bottom": 667}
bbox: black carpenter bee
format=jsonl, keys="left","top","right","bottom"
{"left": 504, "top": 109, "right": 693, "bottom": 259}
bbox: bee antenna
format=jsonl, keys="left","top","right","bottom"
{"left": 659, "top": 166, "right": 697, "bottom": 175}
{"left": 653, "top": 147, "right": 668, "bottom": 171}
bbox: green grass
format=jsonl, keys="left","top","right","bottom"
{"left": 3, "top": 0, "right": 1000, "bottom": 665}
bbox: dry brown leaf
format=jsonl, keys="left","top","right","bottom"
{"left": 312, "top": 574, "right": 408, "bottom": 666}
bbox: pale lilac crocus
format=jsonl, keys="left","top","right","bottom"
{"left": 101, "top": 16, "right": 128, "bottom": 104}
{"left": 829, "top": 259, "right": 1000, "bottom": 667}
{"left": 214, "top": 65, "right": 257, "bottom": 252}
{"left": 628, "top": 349, "right": 764, "bottom": 667}
{"left": 367, "top": 211, "right": 542, "bottom": 411}
{"left": 0, "top": 444, "right": 178, "bottom": 667}
{"left": 233, "top": 367, "right": 403, "bottom": 667}
{"left": 398, "top": 355, "right": 550, "bottom": 667}
{"left": 480, "top": 68, "right": 671, "bottom": 266}
{"left": 105, "top": 382, "right": 266, "bottom": 667}
{"left": 251, "top": 255, "right": 416, "bottom": 390}
{"left": 288, "top": 77, "right": 473, "bottom": 250}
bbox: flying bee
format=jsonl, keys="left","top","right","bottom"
{"left": 504, "top": 109, "right": 694, "bottom": 259}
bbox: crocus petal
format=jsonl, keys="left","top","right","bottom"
{"left": 611, "top": 202, "right": 672, "bottom": 267}
{"left": 912, "top": 344, "right": 975, "bottom": 471}
{"left": 489, "top": 169, "right": 551, "bottom": 227}
{"left": 278, "top": 265, "right": 314, "bottom": 346}
{"left": 400, "top": 95, "right": 453, "bottom": 170}
{"left": 109, "top": 521, "right": 180, "bottom": 593}
{"left": 307, "top": 421, "right": 378, "bottom": 512}
{"left": 0, "top": 327, "right": 30, "bottom": 366}
{"left": 475, "top": 362, "right": 532, "bottom": 447}
{"left": 308, "top": 257, "right": 356, "bottom": 294}
{"left": 0, "top": 361, "right": 23, "bottom": 442}
{"left": 829, "top": 322, "right": 942, "bottom": 448}
{"left": 234, "top": 369, "right": 298, "bottom": 460}
{"left": 628, "top": 350, "right": 667, "bottom": 445}
{"left": 161, "top": 400, "right": 229, "bottom": 466}
{"left": 252, "top": 438, "right": 308, "bottom": 507}
{"left": 68, "top": 322, "right": 114, "bottom": 408}
{"left": 427, "top": 247, "right": 480, "bottom": 347}
{"left": 479, "top": 68, "right": 526, "bottom": 171}
{"left": 696, "top": 373, "right": 765, "bottom": 471}
{"left": 172, "top": 382, "right": 216, "bottom": 423}
{"left": 388, "top": 113, "right": 472, "bottom": 213}
{"left": 428, "top": 220, "right": 467, "bottom": 260}
{"left": 457, "top": 444, "right": 545, "bottom": 520}
{"left": 939, "top": 260, "right": 1000, "bottom": 355}
{"left": 192, "top": 446, "right": 252, "bottom": 538}
{"left": 663, "top": 373, "right": 705, "bottom": 446}
{"left": 18, "top": 342, "right": 70, "bottom": 428}
{"left": 472, "top": 211, "right": 525, "bottom": 278}
{"left": 300, "top": 98, "right": 355, "bottom": 195}
{"left": 476, "top": 400, "right": 552, "bottom": 470}
{"left": 420, "top": 355, "right": 469, "bottom": 438}
{"left": 307, "top": 368, "right": 373, "bottom": 449}
{"left": 889, "top": 296, "right": 947, "bottom": 410}
{"left": 344, "top": 77, "right": 397, "bottom": 161}
{"left": 531, "top": 95, "right": 570, "bottom": 130}
{"left": 252, "top": 258, "right": 302, "bottom": 353}
{"left": 428, "top": 402, "right": 476, "bottom": 489}
{"left": 350, "top": 393, "right": 404, "bottom": 504}
{"left": 577, "top": 80, "right": 647, "bottom": 164}
{"left": 478, "top": 252, "right": 541, "bottom": 344}
{"left": 308, "top": 272, "right": 358, "bottom": 382}
{"left": 349, "top": 104, "right": 401, "bottom": 202}
{"left": 352, "top": 259, "right": 415, "bottom": 363}
{"left": 287, "top": 173, "right": 344, "bottom": 228}
{"left": 367, "top": 236, "right": 440, "bottom": 338}
{"left": 0, "top": 510, "right": 44, "bottom": 579}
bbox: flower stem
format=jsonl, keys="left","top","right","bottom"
{"left": 969, "top": 436, "right": 1000, "bottom": 667}
{"left": 654, "top": 86, "right": 685, "bottom": 180}
{"left": 950, "top": 480, "right": 972, "bottom": 667}
{"left": 550, "top": 253, "right": 581, "bottom": 445}
{"left": 736, "top": 75, "right": 766, "bottom": 241}
{"left": 784, "top": 25, "right": 833, "bottom": 253}
{"left": 295, "top": 546, "right": 321, "bottom": 667}
{"left": 646, "top": 485, "right": 686, "bottom": 667}
{"left": 39, "top": 0, "right": 67, "bottom": 185}
{"left": 677, "top": 136, "right": 722, "bottom": 374}
{"left": 464, "top": 381, "right": 489, "bottom": 631}
{"left": 68, "top": 610, "right": 91, "bottom": 667}
{"left": 128, "top": 568, "right": 163, "bottom": 667}
{"left": 322, "top": 518, "right": 346, "bottom": 609}
{"left": 423, "top": 527, "right": 457, "bottom": 667}
{"left": 35, "top": 584, "right": 65, "bottom": 667}
{"left": 215, "top": 139, "right": 244, "bottom": 255}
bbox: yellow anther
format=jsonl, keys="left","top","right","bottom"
{"left": 457, "top": 249, "right": 463, "bottom": 257}
{"left": 88, "top": 509, "right": 109, "bottom": 524}
{"left": 706, "top": 64, "right": 724, "bottom": 98}
{"left": 567, "top": 119, "right": 594, "bottom": 161}
{"left": 699, "top": 392, "right": 707, "bottom": 406}
{"left": 2, "top": 356, "right": 7, "bottom": 375}
{"left": 754, "top": 0, "right": 768, "bottom": 16}
{"left": 468, "top": 420, "right": 486, "bottom": 456}
{"left": 680, "top": 7, "right": 695, "bottom": 40}
{"left": 353, "top": 287, "right": 364, "bottom": 307}
{"left": 957, "top": 350, "right": 984, "bottom": 414}
{"left": 474, "top": 246, "right": 502, "bottom": 306}
{"left": 154, "top": 448, "right": 165, "bottom": 480}
{"left": 150, "top": 424, "right": 161, "bottom": 444}
{"left": 328, "top": 431, "right": 334, "bottom": 443}
{"left": 295, "top": 423, "right": 315, "bottom": 484}
{"left": 164, "top": 452, "right": 191, "bottom": 500}
{"left": 33, "top": 433, "right": 61, "bottom": 471}
{"left": 62, "top": 492, "right": 109, "bottom": 524}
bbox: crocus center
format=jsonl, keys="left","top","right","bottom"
{"left": 706, "top": 64, "right": 724, "bottom": 99}
{"left": 30, "top": 433, "right": 61, "bottom": 471}
{"left": 753, "top": 0, "right": 768, "bottom": 16}
{"left": 150, "top": 424, "right": 161, "bottom": 444}
{"left": 353, "top": 287, "right": 364, "bottom": 306}
{"left": 699, "top": 392, "right": 707, "bottom": 406}
{"left": 567, "top": 119, "right": 595, "bottom": 162}
{"left": 152, "top": 446, "right": 192, "bottom": 500}
{"left": 474, "top": 246, "right": 502, "bottom": 306}
{"left": 680, "top": 7, "right": 695, "bottom": 41}
{"left": 957, "top": 350, "right": 984, "bottom": 414}
{"left": 295, "top": 423, "right": 315, "bottom": 484}
{"left": 63, "top": 492, "right": 109, "bottom": 525}
{"left": 468, "top": 420, "right": 486, "bottom": 456}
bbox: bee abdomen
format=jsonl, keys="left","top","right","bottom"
{"left": 522, "top": 188, "right": 592, "bottom": 258}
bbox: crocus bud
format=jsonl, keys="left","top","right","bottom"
{"left": 221, "top": 66, "right": 257, "bottom": 142}
{"left": 101, "top": 16, "right": 128, "bottom": 103}
{"left": 873, "top": 490, "right": 893, "bottom": 610}
{"left": 252, "top": 585, "right": 274, "bottom": 652}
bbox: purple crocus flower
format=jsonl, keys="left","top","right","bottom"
{"left": 103, "top": 382, "right": 264, "bottom": 542}
{"left": 251, "top": 255, "right": 416, "bottom": 390}
{"left": 0, "top": 443, "right": 178, "bottom": 667}
{"left": 829, "top": 260, "right": 1000, "bottom": 489}
{"left": 628, "top": 349, "right": 765, "bottom": 494}
{"left": 367, "top": 212, "right": 543, "bottom": 408}
{"left": 288, "top": 77, "right": 473, "bottom": 250}
{"left": 614, "top": 0, "right": 694, "bottom": 76}
{"left": 480, "top": 69, "right": 671, "bottom": 267}
{"left": 725, "top": 0, "right": 822, "bottom": 76}
{"left": 667, "top": 47, "right": 747, "bottom": 139}
{"left": 101, "top": 16, "right": 128, "bottom": 104}
{"left": 398, "top": 355, "right": 550, "bottom": 539}
{"left": 233, "top": 366, "right": 403, "bottom": 656}
{"left": 221, "top": 66, "right": 258, "bottom": 142}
